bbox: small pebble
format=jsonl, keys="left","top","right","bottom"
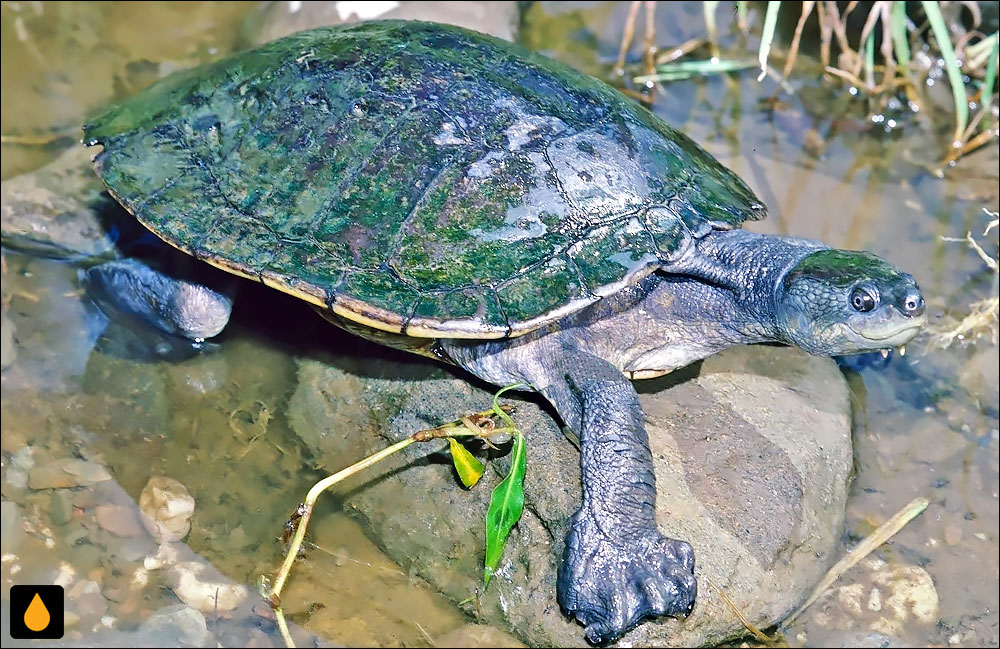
{"left": 944, "top": 524, "right": 963, "bottom": 545}
{"left": 868, "top": 587, "right": 882, "bottom": 612}
{"left": 54, "top": 561, "right": 76, "bottom": 588}
{"left": 168, "top": 561, "right": 247, "bottom": 612}
{"left": 49, "top": 491, "right": 75, "bottom": 526}
{"left": 139, "top": 476, "right": 195, "bottom": 543}
{"left": 252, "top": 601, "right": 276, "bottom": 622}
{"left": 140, "top": 604, "right": 208, "bottom": 647}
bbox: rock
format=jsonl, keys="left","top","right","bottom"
{"left": 49, "top": 490, "right": 76, "bottom": 526}
{"left": 1, "top": 271, "right": 14, "bottom": 370}
{"left": 139, "top": 604, "right": 209, "bottom": 647}
{"left": 0, "top": 320, "right": 13, "bottom": 370}
{"left": 29, "top": 458, "right": 112, "bottom": 489}
{"left": 68, "top": 579, "right": 108, "bottom": 619}
{"left": 816, "top": 558, "right": 939, "bottom": 637}
{"left": 167, "top": 561, "right": 248, "bottom": 613}
{"left": 144, "top": 542, "right": 182, "bottom": 571}
{"left": 164, "top": 353, "right": 229, "bottom": 397}
{"left": 240, "top": 0, "right": 519, "bottom": 48}
{"left": 0, "top": 146, "right": 118, "bottom": 261}
{"left": 82, "top": 351, "right": 171, "bottom": 430}
{"left": 3, "top": 446, "right": 33, "bottom": 490}
{"left": 869, "top": 560, "right": 939, "bottom": 633}
{"left": 287, "top": 345, "right": 853, "bottom": 646}
{"left": 95, "top": 504, "right": 148, "bottom": 538}
{"left": 119, "top": 536, "right": 158, "bottom": 562}
{"left": 1, "top": 253, "right": 109, "bottom": 392}
{"left": 1, "top": 500, "right": 27, "bottom": 552}
{"left": 138, "top": 476, "right": 195, "bottom": 543}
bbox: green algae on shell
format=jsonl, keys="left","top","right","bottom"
{"left": 85, "top": 20, "right": 765, "bottom": 339}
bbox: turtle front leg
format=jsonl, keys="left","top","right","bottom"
{"left": 543, "top": 348, "right": 696, "bottom": 644}
{"left": 445, "top": 338, "right": 697, "bottom": 643}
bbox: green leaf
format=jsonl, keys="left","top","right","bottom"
{"left": 448, "top": 437, "right": 485, "bottom": 488}
{"left": 483, "top": 430, "right": 526, "bottom": 587}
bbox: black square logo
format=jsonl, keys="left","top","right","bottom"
{"left": 9, "top": 585, "right": 64, "bottom": 639}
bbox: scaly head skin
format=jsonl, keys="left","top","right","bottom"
{"left": 777, "top": 249, "right": 925, "bottom": 356}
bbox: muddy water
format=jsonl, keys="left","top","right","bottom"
{"left": 2, "top": 1, "right": 998, "bottom": 648}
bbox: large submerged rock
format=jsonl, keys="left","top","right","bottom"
{"left": 287, "top": 345, "right": 853, "bottom": 646}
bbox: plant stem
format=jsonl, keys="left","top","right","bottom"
{"left": 266, "top": 405, "right": 514, "bottom": 614}
{"left": 271, "top": 436, "right": 416, "bottom": 600}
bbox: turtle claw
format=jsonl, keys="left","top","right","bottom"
{"left": 557, "top": 511, "right": 697, "bottom": 645}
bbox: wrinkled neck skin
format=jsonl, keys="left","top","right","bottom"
{"left": 443, "top": 230, "right": 827, "bottom": 387}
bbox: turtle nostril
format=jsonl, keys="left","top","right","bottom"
{"left": 902, "top": 291, "right": 925, "bottom": 317}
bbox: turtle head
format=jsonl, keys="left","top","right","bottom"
{"left": 775, "top": 249, "right": 925, "bottom": 356}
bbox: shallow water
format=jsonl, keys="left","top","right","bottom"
{"left": 2, "top": 1, "right": 998, "bottom": 647}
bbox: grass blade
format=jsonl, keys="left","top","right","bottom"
{"left": 979, "top": 34, "right": 998, "bottom": 126}
{"left": 483, "top": 430, "right": 526, "bottom": 587}
{"left": 758, "top": 1, "right": 781, "bottom": 82}
{"left": 966, "top": 31, "right": 998, "bottom": 68}
{"left": 634, "top": 58, "right": 758, "bottom": 83}
{"left": 891, "top": 1, "right": 910, "bottom": 67}
{"left": 922, "top": 0, "right": 969, "bottom": 144}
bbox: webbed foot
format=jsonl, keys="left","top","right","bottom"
{"left": 557, "top": 511, "right": 696, "bottom": 645}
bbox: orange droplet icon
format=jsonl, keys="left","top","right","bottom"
{"left": 24, "top": 592, "right": 51, "bottom": 632}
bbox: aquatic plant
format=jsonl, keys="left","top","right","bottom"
{"left": 619, "top": 1, "right": 999, "bottom": 167}
{"left": 928, "top": 208, "right": 999, "bottom": 348}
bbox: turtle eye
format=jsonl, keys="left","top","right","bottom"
{"left": 850, "top": 286, "right": 878, "bottom": 312}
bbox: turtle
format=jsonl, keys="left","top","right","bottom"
{"left": 81, "top": 20, "right": 926, "bottom": 644}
